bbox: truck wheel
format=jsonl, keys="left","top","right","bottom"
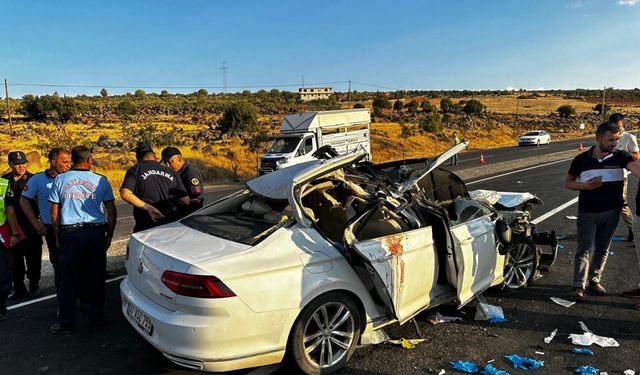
{"left": 287, "top": 292, "right": 361, "bottom": 375}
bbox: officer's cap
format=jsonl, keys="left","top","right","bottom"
{"left": 135, "top": 142, "right": 154, "bottom": 159}
{"left": 8, "top": 151, "right": 27, "bottom": 165}
{"left": 160, "top": 146, "right": 182, "bottom": 163}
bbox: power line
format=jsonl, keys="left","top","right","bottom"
{"left": 8, "top": 81, "right": 350, "bottom": 90}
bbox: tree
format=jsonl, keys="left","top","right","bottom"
{"left": 218, "top": 101, "right": 258, "bottom": 135}
{"left": 463, "top": 99, "right": 485, "bottom": 116}
{"left": 196, "top": 88, "right": 208, "bottom": 97}
{"left": 353, "top": 103, "right": 365, "bottom": 109}
{"left": 372, "top": 94, "right": 392, "bottom": 110}
{"left": 59, "top": 97, "right": 80, "bottom": 123}
{"left": 557, "top": 104, "right": 576, "bottom": 118}
{"left": 116, "top": 100, "right": 137, "bottom": 117}
{"left": 399, "top": 123, "right": 414, "bottom": 158}
{"left": 419, "top": 112, "right": 443, "bottom": 133}
{"left": 421, "top": 100, "right": 437, "bottom": 113}
{"left": 160, "top": 90, "right": 169, "bottom": 97}
{"left": 406, "top": 100, "right": 419, "bottom": 113}
{"left": 593, "top": 103, "right": 611, "bottom": 115}
{"left": 134, "top": 89, "right": 146, "bottom": 98}
{"left": 244, "top": 128, "right": 271, "bottom": 175}
{"left": 393, "top": 100, "right": 404, "bottom": 112}
{"left": 100, "top": 88, "right": 108, "bottom": 98}
{"left": 440, "top": 98, "right": 454, "bottom": 113}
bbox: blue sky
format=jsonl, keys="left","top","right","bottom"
{"left": 1, "top": 0, "right": 639, "bottom": 97}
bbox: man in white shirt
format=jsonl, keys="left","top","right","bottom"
{"left": 612, "top": 113, "right": 639, "bottom": 242}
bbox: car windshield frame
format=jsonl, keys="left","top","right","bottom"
{"left": 269, "top": 136, "right": 302, "bottom": 153}
{"left": 523, "top": 131, "right": 540, "bottom": 136}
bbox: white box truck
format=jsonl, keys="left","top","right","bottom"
{"left": 259, "top": 109, "right": 371, "bottom": 174}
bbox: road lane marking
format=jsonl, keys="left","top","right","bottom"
{"left": 7, "top": 275, "right": 126, "bottom": 311}
{"left": 531, "top": 197, "right": 579, "bottom": 225}
{"left": 466, "top": 157, "right": 573, "bottom": 185}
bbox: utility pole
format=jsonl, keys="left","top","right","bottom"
{"left": 4, "top": 79, "right": 13, "bottom": 137}
{"left": 348, "top": 80, "right": 351, "bottom": 108}
{"left": 220, "top": 61, "right": 228, "bottom": 93}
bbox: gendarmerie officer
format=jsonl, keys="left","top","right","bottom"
{"left": 160, "top": 146, "right": 204, "bottom": 217}
{"left": 2, "top": 151, "right": 42, "bottom": 299}
{"left": 20, "top": 148, "right": 72, "bottom": 299}
{"left": 49, "top": 146, "right": 116, "bottom": 334}
{"left": 120, "top": 143, "right": 188, "bottom": 232}
{"left": 0, "top": 177, "right": 23, "bottom": 321}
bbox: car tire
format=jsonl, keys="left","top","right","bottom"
{"left": 503, "top": 239, "right": 540, "bottom": 289}
{"left": 287, "top": 292, "right": 362, "bottom": 375}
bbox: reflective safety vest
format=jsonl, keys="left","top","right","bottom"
{"left": 0, "top": 178, "right": 8, "bottom": 225}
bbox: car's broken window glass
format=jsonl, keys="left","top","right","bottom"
{"left": 447, "top": 199, "right": 493, "bottom": 225}
{"left": 181, "top": 190, "right": 291, "bottom": 245}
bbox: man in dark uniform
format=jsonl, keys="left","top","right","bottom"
{"left": 20, "top": 148, "right": 72, "bottom": 300}
{"left": 0, "top": 176, "right": 24, "bottom": 321}
{"left": 3, "top": 151, "right": 42, "bottom": 299}
{"left": 161, "top": 146, "right": 204, "bottom": 217}
{"left": 120, "top": 143, "right": 189, "bottom": 233}
{"left": 49, "top": 146, "right": 117, "bottom": 334}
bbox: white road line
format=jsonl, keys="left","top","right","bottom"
{"left": 531, "top": 197, "right": 579, "bottom": 225}
{"left": 7, "top": 275, "right": 126, "bottom": 311}
{"left": 466, "top": 157, "right": 573, "bottom": 185}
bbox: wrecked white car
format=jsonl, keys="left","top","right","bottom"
{"left": 121, "top": 141, "right": 556, "bottom": 374}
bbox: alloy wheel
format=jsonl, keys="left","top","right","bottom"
{"left": 302, "top": 302, "right": 356, "bottom": 369}
{"left": 504, "top": 241, "right": 536, "bottom": 289}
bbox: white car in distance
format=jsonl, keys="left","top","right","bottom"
{"left": 518, "top": 130, "right": 550, "bottom": 146}
{"left": 120, "top": 142, "right": 509, "bottom": 374}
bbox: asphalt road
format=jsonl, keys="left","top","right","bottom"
{"left": 2, "top": 146, "right": 640, "bottom": 374}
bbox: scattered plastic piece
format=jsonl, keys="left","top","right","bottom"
{"left": 556, "top": 234, "right": 568, "bottom": 240}
{"left": 558, "top": 244, "right": 565, "bottom": 250}
{"left": 608, "top": 251, "right": 615, "bottom": 255}
{"left": 611, "top": 236, "right": 625, "bottom": 242}
{"left": 575, "top": 365, "right": 599, "bottom": 375}
{"left": 571, "top": 347, "right": 594, "bottom": 355}
{"left": 475, "top": 303, "right": 504, "bottom": 321}
{"left": 566, "top": 215, "right": 578, "bottom": 220}
{"left": 568, "top": 321, "right": 620, "bottom": 348}
{"left": 438, "top": 370, "right": 446, "bottom": 375}
{"left": 544, "top": 329, "right": 558, "bottom": 344}
{"left": 624, "top": 370, "right": 635, "bottom": 375}
{"left": 504, "top": 354, "right": 544, "bottom": 370}
{"left": 450, "top": 360, "right": 479, "bottom": 373}
{"left": 488, "top": 316, "right": 508, "bottom": 324}
{"left": 427, "top": 311, "right": 465, "bottom": 325}
{"left": 483, "top": 363, "right": 511, "bottom": 375}
{"left": 516, "top": 180, "right": 523, "bottom": 184}
{"left": 386, "top": 338, "right": 426, "bottom": 349}
{"left": 551, "top": 297, "right": 576, "bottom": 308}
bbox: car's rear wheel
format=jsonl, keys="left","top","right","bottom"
{"left": 287, "top": 292, "right": 361, "bottom": 375}
{"left": 503, "top": 239, "right": 540, "bottom": 289}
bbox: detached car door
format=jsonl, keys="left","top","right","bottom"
{"left": 448, "top": 199, "right": 504, "bottom": 306}
{"left": 345, "top": 204, "right": 437, "bottom": 324}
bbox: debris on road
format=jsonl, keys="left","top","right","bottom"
{"left": 568, "top": 321, "right": 620, "bottom": 347}
{"left": 566, "top": 215, "right": 578, "bottom": 220}
{"left": 574, "top": 365, "right": 599, "bottom": 375}
{"left": 571, "top": 347, "right": 594, "bottom": 355}
{"left": 504, "top": 354, "right": 544, "bottom": 370}
{"left": 385, "top": 338, "right": 426, "bottom": 349}
{"left": 475, "top": 302, "right": 504, "bottom": 321}
{"left": 449, "top": 360, "right": 479, "bottom": 373}
{"left": 488, "top": 316, "right": 508, "bottom": 324}
{"left": 624, "top": 370, "right": 635, "bottom": 375}
{"left": 544, "top": 328, "right": 558, "bottom": 344}
{"left": 611, "top": 235, "right": 625, "bottom": 242}
{"left": 556, "top": 234, "right": 568, "bottom": 240}
{"left": 483, "top": 363, "right": 511, "bottom": 375}
{"left": 427, "top": 311, "right": 465, "bottom": 325}
{"left": 550, "top": 297, "right": 576, "bottom": 308}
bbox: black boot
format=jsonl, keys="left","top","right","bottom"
{"left": 628, "top": 229, "right": 634, "bottom": 242}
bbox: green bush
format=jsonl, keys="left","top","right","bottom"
{"left": 557, "top": 104, "right": 576, "bottom": 118}
{"left": 218, "top": 101, "right": 258, "bottom": 135}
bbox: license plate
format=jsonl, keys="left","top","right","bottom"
{"left": 127, "top": 302, "right": 154, "bottom": 336}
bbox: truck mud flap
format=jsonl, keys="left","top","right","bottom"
{"left": 533, "top": 230, "right": 558, "bottom": 270}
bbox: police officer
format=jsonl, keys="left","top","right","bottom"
{"left": 49, "top": 146, "right": 116, "bottom": 334}
{"left": 2, "top": 151, "right": 42, "bottom": 299}
{"left": 160, "top": 146, "right": 204, "bottom": 217}
{"left": 0, "top": 177, "right": 24, "bottom": 321}
{"left": 20, "top": 148, "right": 72, "bottom": 298}
{"left": 120, "top": 143, "right": 188, "bottom": 232}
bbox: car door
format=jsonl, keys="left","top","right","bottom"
{"left": 344, "top": 204, "right": 437, "bottom": 324}
{"left": 448, "top": 199, "right": 504, "bottom": 307}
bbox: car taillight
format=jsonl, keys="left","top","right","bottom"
{"left": 161, "top": 270, "right": 236, "bottom": 298}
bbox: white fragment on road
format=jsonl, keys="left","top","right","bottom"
{"left": 568, "top": 321, "right": 620, "bottom": 347}
{"left": 550, "top": 297, "right": 576, "bottom": 308}
{"left": 438, "top": 370, "right": 446, "bottom": 375}
{"left": 624, "top": 370, "right": 635, "bottom": 375}
{"left": 544, "top": 328, "right": 558, "bottom": 344}
{"left": 566, "top": 215, "right": 578, "bottom": 220}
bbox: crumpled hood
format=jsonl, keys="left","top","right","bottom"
{"left": 132, "top": 221, "right": 251, "bottom": 264}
